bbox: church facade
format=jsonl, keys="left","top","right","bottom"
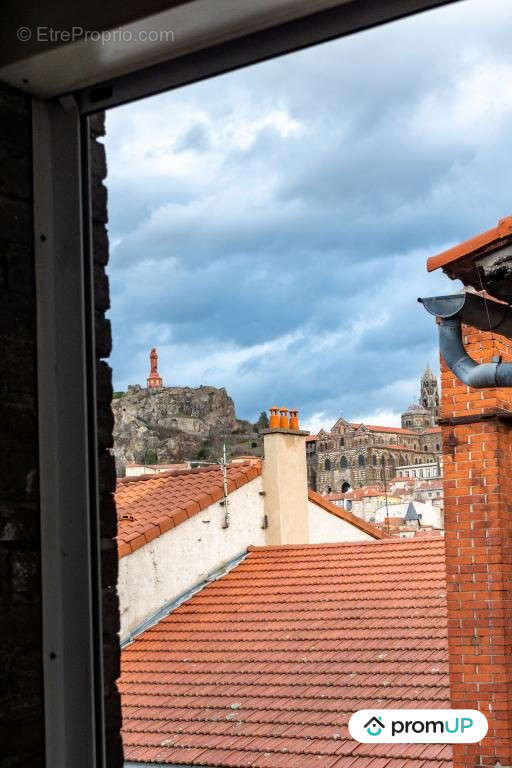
{"left": 308, "top": 367, "right": 442, "bottom": 492}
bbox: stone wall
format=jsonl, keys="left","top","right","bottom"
{"left": 0, "top": 82, "right": 44, "bottom": 768}
{"left": 90, "top": 112, "right": 123, "bottom": 768}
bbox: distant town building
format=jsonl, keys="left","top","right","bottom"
{"left": 373, "top": 498, "right": 443, "bottom": 530}
{"left": 146, "top": 347, "right": 163, "bottom": 389}
{"left": 396, "top": 458, "right": 442, "bottom": 480}
{"left": 409, "top": 479, "right": 443, "bottom": 508}
{"left": 326, "top": 471, "right": 445, "bottom": 538}
{"left": 307, "top": 367, "right": 441, "bottom": 492}
{"left": 325, "top": 486, "right": 402, "bottom": 520}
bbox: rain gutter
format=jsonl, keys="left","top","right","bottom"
{"left": 418, "top": 292, "right": 512, "bottom": 388}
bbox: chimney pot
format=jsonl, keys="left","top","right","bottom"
{"left": 289, "top": 408, "right": 299, "bottom": 430}
{"left": 279, "top": 407, "right": 289, "bottom": 429}
{"left": 269, "top": 406, "right": 280, "bottom": 428}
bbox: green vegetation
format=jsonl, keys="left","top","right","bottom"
{"left": 256, "top": 411, "right": 269, "bottom": 432}
{"left": 143, "top": 449, "right": 158, "bottom": 465}
{"left": 112, "top": 391, "right": 125, "bottom": 399}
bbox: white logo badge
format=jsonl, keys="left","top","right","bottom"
{"left": 349, "top": 709, "right": 488, "bottom": 743}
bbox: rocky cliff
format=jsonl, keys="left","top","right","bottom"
{"left": 112, "top": 384, "right": 259, "bottom": 475}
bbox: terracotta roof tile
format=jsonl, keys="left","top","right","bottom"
{"left": 120, "top": 538, "right": 450, "bottom": 767}
{"left": 308, "top": 490, "right": 386, "bottom": 539}
{"left": 427, "top": 215, "right": 512, "bottom": 274}
{"left": 116, "top": 462, "right": 262, "bottom": 558}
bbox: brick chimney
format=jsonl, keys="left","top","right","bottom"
{"left": 262, "top": 406, "right": 310, "bottom": 545}
{"left": 440, "top": 325, "right": 512, "bottom": 768}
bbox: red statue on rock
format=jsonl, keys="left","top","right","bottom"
{"left": 147, "top": 348, "right": 163, "bottom": 389}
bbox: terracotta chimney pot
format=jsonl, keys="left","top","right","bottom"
{"left": 269, "top": 406, "right": 280, "bottom": 428}
{"left": 279, "top": 407, "right": 289, "bottom": 429}
{"left": 289, "top": 408, "right": 299, "bottom": 430}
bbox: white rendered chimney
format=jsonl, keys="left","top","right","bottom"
{"left": 262, "top": 407, "right": 310, "bottom": 545}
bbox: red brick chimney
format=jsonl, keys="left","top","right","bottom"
{"left": 440, "top": 327, "right": 512, "bottom": 768}
{"left": 427, "top": 219, "right": 512, "bottom": 768}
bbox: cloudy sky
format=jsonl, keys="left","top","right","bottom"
{"left": 104, "top": 0, "right": 512, "bottom": 431}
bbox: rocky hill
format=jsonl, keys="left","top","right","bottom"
{"left": 111, "top": 384, "right": 261, "bottom": 476}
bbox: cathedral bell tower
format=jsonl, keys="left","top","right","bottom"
{"left": 147, "top": 348, "right": 163, "bottom": 389}
{"left": 421, "top": 365, "right": 439, "bottom": 423}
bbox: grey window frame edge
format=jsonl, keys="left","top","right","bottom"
{"left": 33, "top": 97, "right": 106, "bottom": 768}
{"left": 77, "top": 0, "right": 462, "bottom": 115}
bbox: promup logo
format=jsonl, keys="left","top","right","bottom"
{"left": 364, "top": 716, "right": 385, "bottom": 737}
{"left": 349, "top": 709, "right": 488, "bottom": 744}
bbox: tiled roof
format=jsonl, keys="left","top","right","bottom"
{"left": 414, "top": 528, "right": 443, "bottom": 538}
{"left": 427, "top": 215, "right": 512, "bottom": 274}
{"left": 350, "top": 423, "right": 437, "bottom": 436}
{"left": 120, "top": 537, "right": 450, "bottom": 768}
{"left": 126, "top": 462, "right": 189, "bottom": 470}
{"left": 327, "top": 486, "right": 385, "bottom": 501}
{"left": 116, "top": 462, "right": 262, "bottom": 558}
{"left": 307, "top": 490, "right": 386, "bottom": 539}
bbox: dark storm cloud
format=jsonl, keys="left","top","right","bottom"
{"left": 104, "top": 0, "right": 512, "bottom": 427}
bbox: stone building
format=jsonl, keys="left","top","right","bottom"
{"left": 308, "top": 367, "right": 442, "bottom": 492}
{"left": 401, "top": 365, "right": 439, "bottom": 428}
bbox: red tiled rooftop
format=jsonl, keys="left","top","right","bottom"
{"left": 427, "top": 215, "right": 512, "bottom": 275}
{"left": 327, "top": 485, "right": 385, "bottom": 501}
{"left": 120, "top": 537, "right": 450, "bottom": 768}
{"left": 414, "top": 528, "right": 443, "bottom": 538}
{"left": 116, "top": 462, "right": 262, "bottom": 558}
{"left": 126, "top": 462, "right": 189, "bottom": 470}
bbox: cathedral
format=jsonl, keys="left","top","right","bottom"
{"left": 307, "top": 366, "right": 442, "bottom": 492}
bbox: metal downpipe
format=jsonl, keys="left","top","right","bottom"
{"left": 438, "top": 318, "right": 512, "bottom": 388}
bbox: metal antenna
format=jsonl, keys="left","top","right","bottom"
{"left": 383, "top": 462, "right": 390, "bottom": 536}
{"left": 220, "top": 443, "right": 230, "bottom": 529}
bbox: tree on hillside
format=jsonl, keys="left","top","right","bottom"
{"left": 256, "top": 411, "right": 269, "bottom": 432}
